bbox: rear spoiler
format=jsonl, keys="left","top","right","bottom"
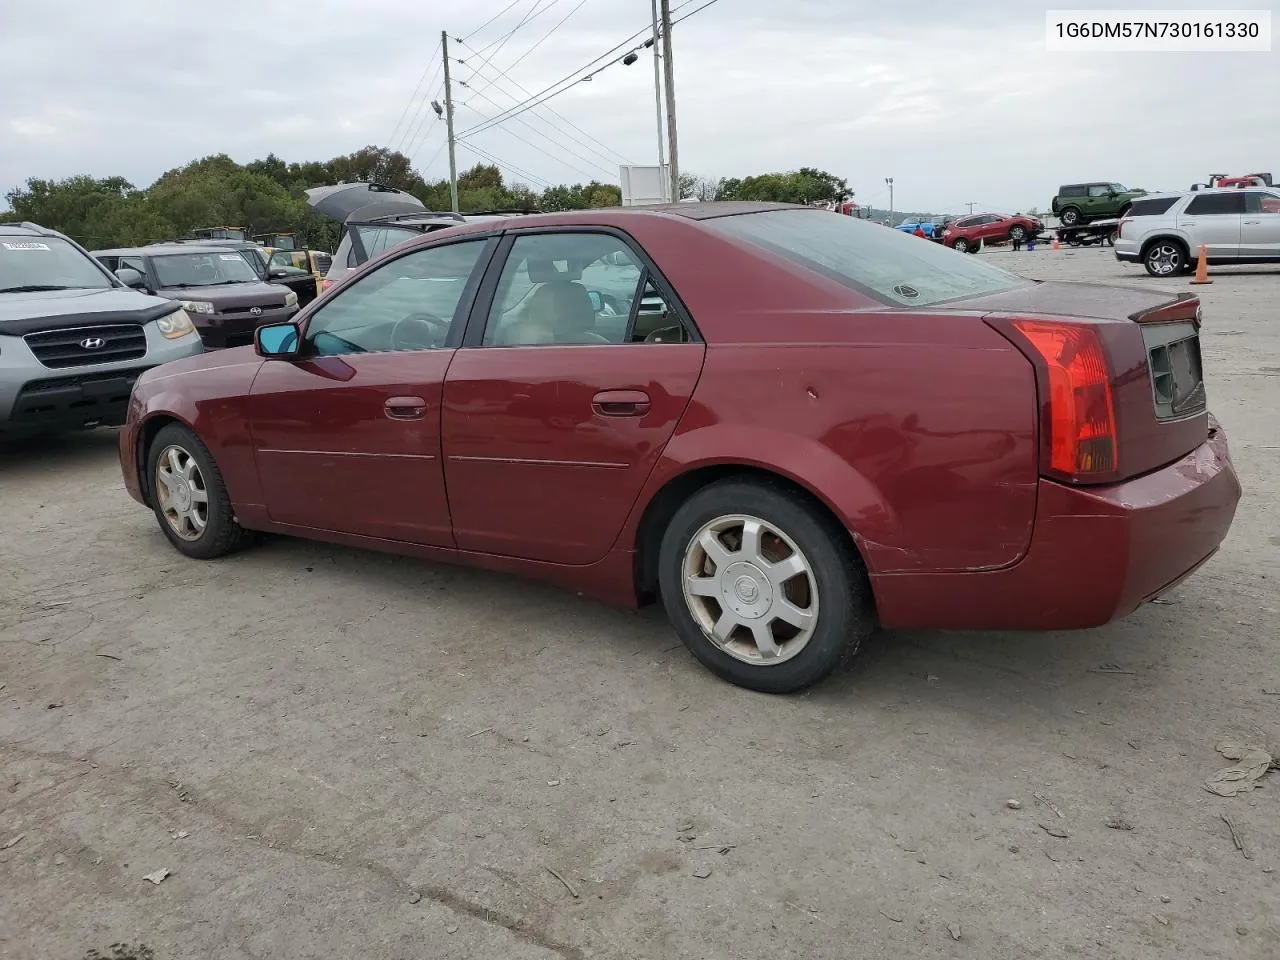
{"left": 1128, "top": 292, "right": 1201, "bottom": 329}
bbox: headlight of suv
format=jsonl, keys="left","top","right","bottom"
{"left": 156, "top": 308, "right": 197, "bottom": 340}
{"left": 284, "top": 291, "right": 298, "bottom": 308}
{"left": 179, "top": 299, "right": 215, "bottom": 315}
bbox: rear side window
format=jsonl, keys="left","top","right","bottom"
{"left": 1059, "top": 185, "right": 1087, "bottom": 197}
{"left": 1185, "top": 193, "right": 1245, "bottom": 215}
{"left": 708, "top": 210, "right": 1029, "bottom": 308}
{"left": 1127, "top": 197, "right": 1179, "bottom": 216}
{"left": 353, "top": 225, "right": 426, "bottom": 263}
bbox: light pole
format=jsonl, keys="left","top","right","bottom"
{"left": 885, "top": 177, "right": 894, "bottom": 224}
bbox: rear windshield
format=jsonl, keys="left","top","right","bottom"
{"left": 707, "top": 210, "right": 1029, "bottom": 307}
{"left": 1127, "top": 197, "right": 1179, "bottom": 216}
{"left": 0, "top": 236, "right": 112, "bottom": 292}
{"left": 152, "top": 251, "right": 260, "bottom": 287}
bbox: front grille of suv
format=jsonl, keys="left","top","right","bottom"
{"left": 24, "top": 324, "right": 147, "bottom": 368}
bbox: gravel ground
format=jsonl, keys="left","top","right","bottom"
{"left": 1, "top": 247, "right": 1277, "bottom": 960}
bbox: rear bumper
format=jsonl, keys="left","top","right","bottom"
{"left": 872, "top": 420, "right": 1241, "bottom": 630}
{"left": 1114, "top": 238, "right": 1141, "bottom": 263}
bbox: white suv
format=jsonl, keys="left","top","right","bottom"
{"left": 1115, "top": 187, "right": 1280, "bottom": 276}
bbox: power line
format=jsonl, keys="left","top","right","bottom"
{"left": 459, "top": 0, "right": 523, "bottom": 42}
{"left": 467, "top": 0, "right": 587, "bottom": 100}
{"left": 670, "top": 0, "right": 720, "bottom": 26}
{"left": 457, "top": 101, "right": 607, "bottom": 181}
{"left": 473, "top": 0, "right": 556, "bottom": 62}
{"left": 457, "top": 78, "right": 616, "bottom": 176}
{"left": 388, "top": 41, "right": 442, "bottom": 153}
{"left": 455, "top": 23, "right": 654, "bottom": 138}
{"left": 457, "top": 139, "right": 551, "bottom": 188}
{"left": 456, "top": 42, "right": 630, "bottom": 167}
{"left": 402, "top": 80, "right": 445, "bottom": 159}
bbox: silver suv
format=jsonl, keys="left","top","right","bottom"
{"left": 1115, "top": 187, "right": 1280, "bottom": 276}
{"left": 1, "top": 222, "right": 204, "bottom": 439}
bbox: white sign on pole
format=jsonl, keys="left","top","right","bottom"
{"left": 619, "top": 165, "right": 671, "bottom": 206}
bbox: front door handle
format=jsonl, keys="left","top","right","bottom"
{"left": 384, "top": 395, "right": 427, "bottom": 420}
{"left": 592, "top": 389, "right": 650, "bottom": 417}
{"left": 1244, "top": 219, "right": 1262, "bottom": 224}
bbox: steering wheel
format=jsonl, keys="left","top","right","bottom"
{"left": 390, "top": 312, "right": 449, "bottom": 351}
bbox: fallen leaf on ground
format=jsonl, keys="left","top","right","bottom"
{"left": 1038, "top": 823, "right": 1069, "bottom": 839}
{"left": 1104, "top": 815, "right": 1134, "bottom": 831}
{"left": 1, "top": 833, "right": 25, "bottom": 850}
{"left": 142, "top": 868, "right": 170, "bottom": 884}
{"left": 1205, "top": 740, "right": 1274, "bottom": 797}
{"left": 947, "top": 922, "right": 962, "bottom": 941}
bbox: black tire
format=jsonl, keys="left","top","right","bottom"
{"left": 145, "top": 423, "right": 254, "bottom": 560}
{"left": 657, "top": 479, "right": 875, "bottom": 694}
{"left": 1059, "top": 206, "right": 1082, "bottom": 227}
{"left": 1142, "top": 239, "right": 1188, "bottom": 278}
{"left": 952, "top": 237, "right": 970, "bottom": 252}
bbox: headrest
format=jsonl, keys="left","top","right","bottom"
{"left": 527, "top": 258, "right": 583, "bottom": 283}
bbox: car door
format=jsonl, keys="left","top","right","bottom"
{"left": 1085, "top": 183, "right": 1111, "bottom": 218}
{"left": 1240, "top": 191, "right": 1280, "bottom": 259}
{"left": 247, "top": 236, "right": 497, "bottom": 545}
{"left": 441, "top": 229, "right": 705, "bottom": 564}
{"left": 1179, "top": 192, "right": 1244, "bottom": 258}
{"left": 977, "top": 215, "right": 1005, "bottom": 242}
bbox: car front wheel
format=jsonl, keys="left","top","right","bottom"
{"left": 1009, "top": 225, "right": 1027, "bottom": 242}
{"left": 146, "top": 423, "right": 254, "bottom": 559}
{"left": 657, "top": 479, "right": 875, "bottom": 694}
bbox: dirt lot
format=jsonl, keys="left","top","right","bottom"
{"left": 2, "top": 247, "right": 1277, "bottom": 960}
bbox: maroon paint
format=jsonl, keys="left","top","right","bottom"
{"left": 120, "top": 205, "right": 1241, "bottom": 632}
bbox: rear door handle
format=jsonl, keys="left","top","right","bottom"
{"left": 384, "top": 395, "right": 427, "bottom": 420}
{"left": 1244, "top": 219, "right": 1262, "bottom": 224}
{"left": 592, "top": 389, "right": 650, "bottom": 417}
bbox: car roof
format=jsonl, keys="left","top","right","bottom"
{"left": 0, "top": 221, "right": 63, "bottom": 238}
{"left": 92, "top": 243, "right": 248, "bottom": 256}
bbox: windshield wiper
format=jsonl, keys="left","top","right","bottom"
{"left": 0, "top": 284, "right": 76, "bottom": 293}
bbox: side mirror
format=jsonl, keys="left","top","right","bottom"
{"left": 116, "top": 267, "right": 146, "bottom": 289}
{"left": 268, "top": 267, "right": 289, "bottom": 280}
{"left": 255, "top": 321, "right": 301, "bottom": 359}
{"left": 587, "top": 291, "right": 603, "bottom": 313}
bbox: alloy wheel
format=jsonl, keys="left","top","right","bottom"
{"left": 1147, "top": 244, "right": 1182, "bottom": 276}
{"left": 155, "top": 444, "right": 209, "bottom": 541}
{"left": 681, "top": 513, "right": 819, "bottom": 666}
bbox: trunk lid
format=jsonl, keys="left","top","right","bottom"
{"left": 950, "top": 281, "right": 1207, "bottom": 482}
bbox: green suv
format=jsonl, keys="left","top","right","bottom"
{"left": 1051, "top": 182, "right": 1147, "bottom": 226}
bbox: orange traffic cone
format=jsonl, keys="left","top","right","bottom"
{"left": 1051, "top": 235, "right": 1061, "bottom": 251}
{"left": 1190, "top": 244, "right": 1212, "bottom": 284}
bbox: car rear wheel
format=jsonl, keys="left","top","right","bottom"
{"left": 952, "top": 237, "right": 970, "bottom": 252}
{"left": 147, "top": 423, "right": 254, "bottom": 560}
{"left": 1059, "top": 206, "right": 1082, "bottom": 227}
{"left": 1144, "top": 241, "right": 1186, "bottom": 277}
{"left": 657, "top": 479, "right": 875, "bottom": 694}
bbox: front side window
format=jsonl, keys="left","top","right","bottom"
{"left": 708, "top": 209, "right": 1029, "bottom": 308}
{"left": 0, "top": 236, "right": 113, "bottom": 292}
{"left": 152, "top": 252, "right": 260, "bottom": 287}
{"left": 483, "top": 232, "right": 681, "bottom": 346}
{"left": 1088, "top": 184, "right": 1111, "bottom": 198}
{"left": 1244, "top": 191, "right": 1280, "bottom": 214}
{"left": 304, "top": 240, "right": 487, "bottom": 356}
{"left": 1185, "top": 193, "right": 1245, "bottom": 216}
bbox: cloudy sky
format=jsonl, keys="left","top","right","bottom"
{"left": 3, "top": 0, "right": 1277, "bottom": 214}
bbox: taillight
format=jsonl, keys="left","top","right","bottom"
{"left": 1117, "top": 217, "right": 1133, "bottom": 239}
{"left": 321, "top": 278, "right": 332, "bottom": 291}
{"left": 1008, "top": 319, "right": 1118, "bottom": 479}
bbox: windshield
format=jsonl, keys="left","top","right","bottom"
{"left": 0, "top": 236, "right": 113, "bottom": 292}
{"left": 707, "top": 209, "right": 1029, "bottom": 307}
{"left": 152, "top": 252, "right": 260, "bottom": 288}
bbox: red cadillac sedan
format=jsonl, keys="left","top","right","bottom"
{"left": 119, "top": 203, "right": 1240, "bottom": 694}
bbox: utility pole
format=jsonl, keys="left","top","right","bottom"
{"left": 885, "top": 177, "right": 894, "bottom": 223}
{"left": 966, "top": 201, "right": 977, "bottom": 214}
{"left": 659, "top": 0, "right": 679, "bottom": 204}
{"left": 441, "top": 31, "right": 460, "bottom": 213}
{"left": 649, "top": 0, "right": 667, "bottom": 199}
